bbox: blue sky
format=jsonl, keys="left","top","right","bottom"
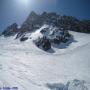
{"left": 0, "top": 0, "right": 90, "bottom": 32}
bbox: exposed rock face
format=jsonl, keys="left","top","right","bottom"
{"left": 40, "top": 25, "right": 71, "bottom": 44}
{"left": 2, "top": 23, "right": 18, "bottom": 36}
{"left": 19, "top": 11, "right": 59, "bottom": 34}
{"left": 33, "top": 24, "right": 71, "bottom": 51}
{"left": 2, "top": 11, "right": 90, "bottom": 37}
{"left": 35, "top": 36, "right": 51, "bottom": 51}
{"left": 67, "top": 79, "right": 88, "bottom": 90}
{"left": 18, "top": 11, "right": 90, "bottom": 35}
{"left": 46, "top": 79, "right": 88, "bottom": 90}
{"left": 20, "top": 36, "right": 28, "bottom": 42}
{"left": 20, "top": 11, "right": 39, "bottom": 33}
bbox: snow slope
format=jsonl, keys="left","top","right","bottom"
{"left": 0, "top": 31, "right": 90, "bottom": 90}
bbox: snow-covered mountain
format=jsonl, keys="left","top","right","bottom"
{"left": 1, "top": 11, "right": 90, "bottom": 51}
{"left": 0, "top": 11, "right": 90, "bottom": 90}
{"left": 0, "top": 30, "right": 90, "bottom": 90}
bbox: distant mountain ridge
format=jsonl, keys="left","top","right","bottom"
{"left": 1, "top": 11, "right": 90, "bottom": 37}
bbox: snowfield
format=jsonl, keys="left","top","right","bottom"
{"left": 0, "top": 31, "right": 90, "bottom": 90}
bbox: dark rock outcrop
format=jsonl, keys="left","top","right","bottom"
{"left": 20, "top": 36, "right": 28, "bottom": 42}
{"left": 2, "top": 23, "right": 18, "bottom": 36}
{"left": 35, "top": 36, "right": 51, "bottom": 51}
{"left": 46, "top": 79, "right": 88, "bottom": 90}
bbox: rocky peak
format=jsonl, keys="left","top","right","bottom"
{"left": 26, "top": 11, "right": 38, "bottom": 22}
{"left": 2, "top": 23, "right": 18, "bottom": 36}
{"left": 2, "top": 11, "right": 90, "bottom": 37}
{"left": 20, "top": 11, "right": 39, "bottom": 33}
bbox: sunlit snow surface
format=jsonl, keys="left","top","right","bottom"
{"left": 0, "top": 31, "right": 90, "bottom": 90}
